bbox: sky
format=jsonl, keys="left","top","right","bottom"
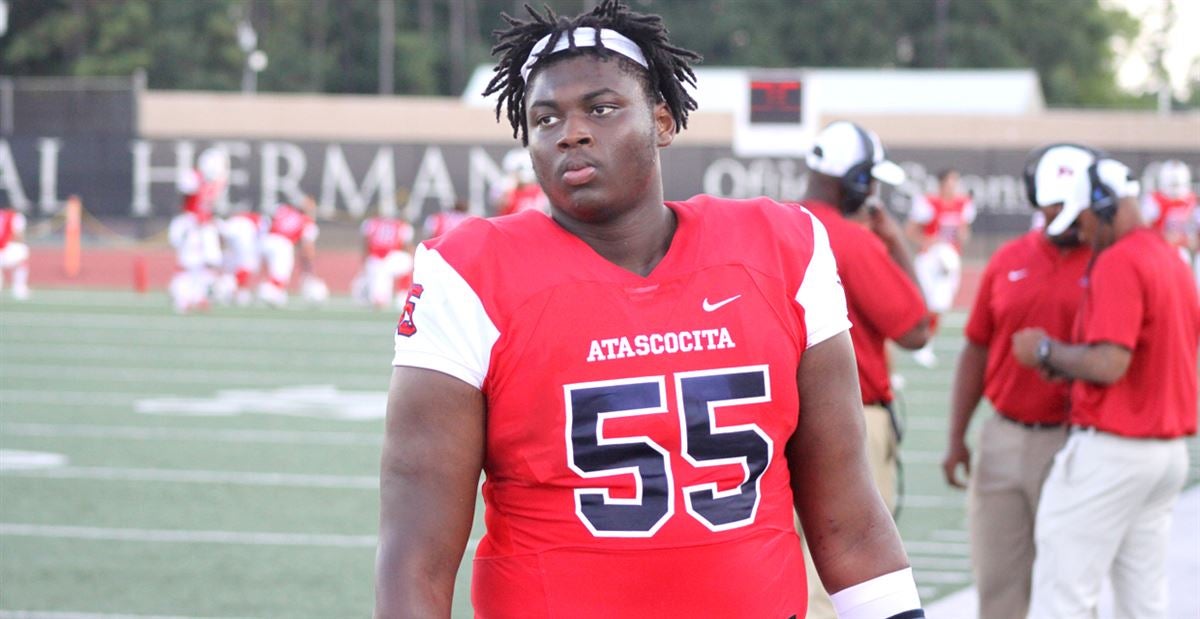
{"left": 1106, "top": 0, "right": 1200, "bottom": 97}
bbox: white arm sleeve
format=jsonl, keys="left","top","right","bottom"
{"left": 962, "top": 198, "right": 977, "bottom": 224}
{"left": 392, "top": 245, "right": 501, "bottom": 389}
{"left": 908, "top": 196, "right": 934, "bottom": 224}
{"left": 794, "top": 211, "right": 851, "bottom": 349}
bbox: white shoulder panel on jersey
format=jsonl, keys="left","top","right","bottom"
{"left": 392, "top": 245, "right": 501, "bottom": 390}
{"left": 793, "top": 209, "right": 851, "bottom": 349}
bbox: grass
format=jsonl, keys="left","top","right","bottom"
{"left": 1, "top": 290, "right": 1196, "bottom": 617}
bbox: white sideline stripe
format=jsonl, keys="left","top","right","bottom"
{"left": 0, "top": 523, "right": 376, "bottom": 548}
{"left": 905, "top": 540, "right": 970, "bottom": 555}
{"left": 0, "top": 423, "right": 381, "bottom": 446}
{"left": 3, "top": 342, "right": 380, "bottom": 368}
{"left": 900, "top": 494, "right": 964, "bottom": 509}
{"left": 1, "top": 365, "right": 386, "bottom": 386}
{"left": 2, "top": 331, "right": 380, "bottom": 354}
{"left": 1, "top": 466, "right": 378, "bottom": 489}
{"left": 914, "top": 570, "right": 972, "bottom": 585}
{"left": 0, "top": 611, "right": 250, "bottom": 619}
{"left": 0, "top": 312, "right": 389, "bottom": 335}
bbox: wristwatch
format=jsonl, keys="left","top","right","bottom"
{"left": 1036, "top": 337, "right": 1052, "bottom": 368}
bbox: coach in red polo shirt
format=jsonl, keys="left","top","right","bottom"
{"left": 1012, "top": 148, "right": 1200, "bottom": 619}
{"left": 798, "top": 121, "right": 931, "bottom": 619}
{"left": 942, "top": 144, "right": 1092, "bottom": 619}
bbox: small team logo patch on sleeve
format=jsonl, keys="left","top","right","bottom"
{"left": 396, "top": 284, "right": 425, "bottom": 337}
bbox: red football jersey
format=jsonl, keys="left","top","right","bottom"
{"left": 392, "top": 196, "right": 850, "bottom": 618}
{"left": 361, "top": 217, "right": 413, "bottom": 258}
{"left": 0, "top": 209, "right": 23, "bottom": 249}
{"left": 180, "top": 169, "right": 222, "bottom": 223}
{"left": 1142, "top": 191, "right": 1197, "bottom": 248}
{"left": 806, "top": 201, "right": 926, "bottom": 405}
{"left": 1071, "top": 229, "right": 1200, "bottom": 438}
{"left": 911, "top": 195, "right": 976, "bottom": 248}
{"left": 965, "top": 232, "right": 1091, "bottom": 424}
{"left": 498, "top": 183, "right": 548, "bottom": 216}
{"left": 268, "top": 204, "right": 317, "bottom": 244}
{"left": 423, "top": 210, "right": 474, "bottom": 239}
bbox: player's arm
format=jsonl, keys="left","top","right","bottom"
{"left": 943, "top": 341, "right": 987, "bottom": 488}
{"left": 790, "top": 331, "right": 922, "bottom": 616}
{"left": 375, "top": 367, "right": 485, "bottom": 618}
{"left": 1011, "top": 328, "right": 1131, "bottom": 385}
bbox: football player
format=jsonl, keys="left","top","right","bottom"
{"left": 906, "top": 168, "right": 976, "bottom": 367}
{"left": 259, "top": 196, "right": 320, "bottom": 307}
{"left": 0, "top": 206, "right": 31, "bottom": 301}
{"left": 215, "top": 209, "right": 266, "bottom": 306}
{"left": 355, "top": 209, "right": 414, "bottom": 309}
{"left": 168, "top": 149, "right": 226, "bottom": 313}
{"left": 374, "top": 2, "right": 925, "bottom": 618}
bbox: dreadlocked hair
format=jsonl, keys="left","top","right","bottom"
{"left": 482, "top": 0, "right": 701, "bottom": 145}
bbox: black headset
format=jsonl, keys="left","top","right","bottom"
{"left": 837, "top": 122, "right": 876, "bottom": 213}
{"left": 1086, "top": 158, "right": 1121, "bottom": 224}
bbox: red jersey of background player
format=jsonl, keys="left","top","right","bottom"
{"left": 805, "top": 201, "right": 926, "bottom": 405}
{"left": 0, "top": 209, "right": 21, "bottom": 249}
{"left": 1143, "top": 191, "right": 1197, "bottom": 247}
{"left": 965, "top": 231, "right": 1091, "bottom": 424}
{"left": 1071, "top": 228, "right": 1199, "bottom": 438}
{"left": 911, "top": 195, "right": 976, "bottom": 249}
{"left": 393, "top": 196, "right": 849, "bottom": 618}
{"left": 179, "top": 169, "right": 222, "bottom": 223}
{"left": 362, "top": 217, "right": 413, "bottom": 258}
{"left": 497, "top": 183, "right": 548, "bottom": 216}
{"left": 423, "top": 210, "right": 472, "bottom": 239}
{"left": 269, "top": 204, "right": 315, "bottom": 244}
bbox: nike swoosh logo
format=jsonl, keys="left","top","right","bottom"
{"left": 702, "top": 295, "right": 742, "bottom": 312}
{"left": 1007, "top": 269, "right": 1028, "bottom": 282}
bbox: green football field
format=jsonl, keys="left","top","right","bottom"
{"left": 1, "top": 290, "right": 1196, "bottom": 617}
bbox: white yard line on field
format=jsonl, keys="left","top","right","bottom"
{"left": 0, "top": 610, "right": 255, "bottom": 619}
{"left": 1, "top": 466, "right": 377, "bottom": 489}
{"left": 0, "top": 312, "right": 389, "bottom": 336}
{"left": 0, "top": 523, "right": 377, "bottom": 548}
{"left": 1, "top": 365, "right": 386, "bottom": 387}
{"left": 0, "top": 423, "right": 381, "bottom": 446}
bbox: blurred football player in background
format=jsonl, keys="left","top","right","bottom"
{"left": 354, "top": 208, "right": 414, "bottom": 310}
{"left": 0, "top": 206, "right": 31, "bottom": 301}
{"left": 214, "top": 209, "right": 266, "bottom": 306}
{"left": 1142, "top": 159, "right": 1197, "bottom": 280}
{"left": 259, "top": 196, "right": 323, "bottom": 307}
{"left": 168, "top": 149, "right": 226, "bottom": 313}
{"left": 421, "top": 199, "right": 473, "bottom": 241}
{"left": 907, "top": 168, "right": 976, "bottom": 367}
{"left": 494, "top": 150, "right": 549, "bottom": 216}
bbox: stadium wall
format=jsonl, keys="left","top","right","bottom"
{"left": 2, "top": 89, "right": 1198, "bottom": 240}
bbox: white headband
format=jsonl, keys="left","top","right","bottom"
{"left": 520, "top": 27, "right": 649, "bottom": 83}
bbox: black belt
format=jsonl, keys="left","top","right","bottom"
{"left": 997, "top": 413, "right": 1064, "bottom": 430}
{"left": 865, "top": 400, "right": 903, "bottom": 442}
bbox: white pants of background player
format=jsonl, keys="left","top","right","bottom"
{"left": 0, "top": 242, "right": 31, "bottom": 300}
{"left": 355, "top": 251, "right": 414, "bottom": 308}
{"left": 258, "top": 233, "right": 297, "bottom": 306}
{"left": 215, "top": 218, "right": 261, "bottom": 306}
{"left": 913, "top": 241, "right": 961, "bottom": 313}
{"left": 168, "top": 214, "right": 221, "bottom": 313}
{"left": 1028, "top": 429, "right": 1188, "bottom": 619}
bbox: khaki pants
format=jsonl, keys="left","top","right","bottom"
{"left": 1029, "top": 430, "right": 1189, "bottom": 619}
{"left": 967, "top": 416, "right": 1066, "bottom": 619}
{"left": 800, "top": 404, "right": 897, "bottom": 619}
